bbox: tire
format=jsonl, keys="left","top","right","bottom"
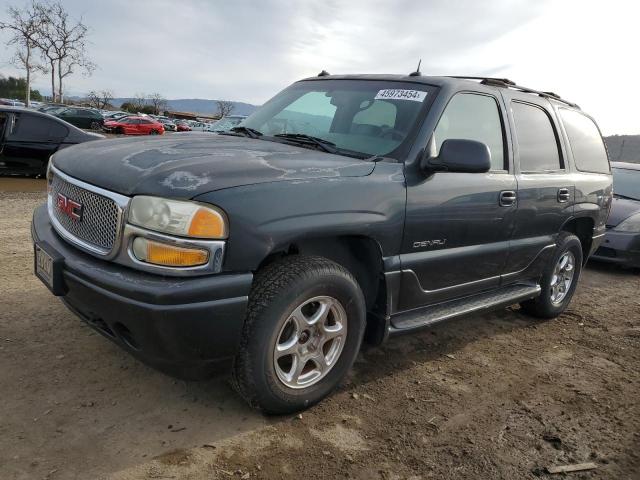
{"left": 115, "top": 127, "right": 124, "bottom": 135}
{"left": 150, "top": 130, "right": 159, "bottom": 135}
{"left": 520, "top": 232, "right": 583, "bottom": 319}
{"left": 90, "top": 121, "right": 101, "bottom": 130}
{"left": 232, "top": 255, "right": 366, "bottom": 414}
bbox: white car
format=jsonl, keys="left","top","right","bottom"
{"left": 203, "top": 115, "right": 247, "bottom": 133}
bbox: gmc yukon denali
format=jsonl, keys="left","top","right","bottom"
{"left": 32, "top": 74, "right": 612, "bottom": 413}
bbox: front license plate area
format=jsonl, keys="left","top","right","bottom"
{"left": 34, "top": 241, "right": 65, "bottom": 295}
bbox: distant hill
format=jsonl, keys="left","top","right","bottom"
{"left": 604, "top": 135, "right": 640, "bottom": 164}
{"left": 111, "top": 98, "right": 258, "bottom": 116}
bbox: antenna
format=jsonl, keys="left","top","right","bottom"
{"left": 409, "top": 59, "right": 422, "bottom": 77}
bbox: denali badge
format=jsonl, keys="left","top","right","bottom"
{"left": 56, "top": 193, "right": 83, "bottom": 222}
{"left": 413, "top": 239, "right": 446, "bottom": 249}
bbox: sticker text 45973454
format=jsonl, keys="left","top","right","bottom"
{"left": 374, "top": 89, "right": 428, "bottom": 102}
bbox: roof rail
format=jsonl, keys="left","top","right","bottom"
{"left": 447, "top": 76, "right": 579, "bottom": 108}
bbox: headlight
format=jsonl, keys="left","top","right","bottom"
{"left": 614, "top": 212, "right": 640, "bottom": 233}
{"left": 128, "top": 196, "right": 228, "bottom": 239}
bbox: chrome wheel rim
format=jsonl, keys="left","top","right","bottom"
{"left": 550, "top": 251, "right": 576, "bottom": 305}
{"left": 273, "top": 296, "right": 347, "bottom": 389}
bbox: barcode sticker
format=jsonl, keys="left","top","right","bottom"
{"left": 374, "top": 89, "right": 428, "bottom": 102}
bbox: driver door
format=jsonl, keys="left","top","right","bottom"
{"left": 399, "top": 92, "right": 517, "bottom": 311}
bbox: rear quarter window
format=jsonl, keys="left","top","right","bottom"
{"left": 559, "top": 109, "right": 610, "bottom": 174}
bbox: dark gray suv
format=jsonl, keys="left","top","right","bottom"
{"left": 31, "top": 74, "right": 612, "bottom": 413}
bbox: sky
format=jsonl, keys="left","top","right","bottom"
{"left": 0, "top": 0, "right": 638, "bottom": 135}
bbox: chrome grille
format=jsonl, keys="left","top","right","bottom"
{"left": 49, "top": 172, "right": 121, "bottom": 253}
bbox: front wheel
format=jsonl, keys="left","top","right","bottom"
{"left": 90, "top": 121, "right": 101, "bottom": 130}
{"left": 520, "top": 232, "right": 583, "bottom": 318}
{"left": 232, "top": 255, "right": 366, "bottom": 414}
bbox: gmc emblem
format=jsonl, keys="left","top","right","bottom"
{"left": 56, "top": 193, "right": 83, "bottom": 222}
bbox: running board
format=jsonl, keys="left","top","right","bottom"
{"left": 389, "top": 284, "right": 541, "bottom": 332}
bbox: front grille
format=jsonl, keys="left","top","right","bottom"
{"left": 49, "top": 172, "right": 121, "bottom": 253}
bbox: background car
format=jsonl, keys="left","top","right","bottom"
{"left": 158, "top": 118, "right": 177, "bottom": 131}
{"left": 103, "top": 116, "right": 165, "bottom": 135}
{"left": 592, "top": 161, "right": 640, "bottom": 268}
{"left": 0, "top": 106, "right": 103, "bottom": 176}
{"left": 204, "top": 115, "right": 247, "bottom": 133}
{"left": 174, "top": 120, "right": 192, "bottom": 132}
{"left": 0, "top": 98, "right": 26, "bottom": 107}
{"left": 53, "top": 107, "right": 104, "bottom": 130}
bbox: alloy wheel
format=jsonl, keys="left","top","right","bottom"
{"left": 273, "top": 296, "right": 347, "bottom": 389}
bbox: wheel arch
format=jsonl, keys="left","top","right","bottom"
{"left": 255, "top": 235, "right": 388, "bottom": 344}
{"left": 560, "top": 215, "right": 595, "bottom": 264}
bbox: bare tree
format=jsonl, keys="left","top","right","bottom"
{"left": 35, "top": 1, "right": 94, "bottom": 103}
{"left": 87, "top": 89, "right": 113, "bottom": 109}
{"left": 132, "top": 92, "right": 147, "bottom": 111}
{"left": 216, "top": 100, "right": 234, "bottom": 118}
{"left": 148, "top": 93, "right": 167, "bottom": 115}
{"left": 0, "top": 1, "right": 48, "bottom": 106}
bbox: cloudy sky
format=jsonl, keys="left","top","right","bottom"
{"left": 1, "top": 0, "right": 638, "bottom": 134}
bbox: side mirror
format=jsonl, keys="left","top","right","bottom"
{"left": 421, "top": 138, "right": 491, "bottom": 173}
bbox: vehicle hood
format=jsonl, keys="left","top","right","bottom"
{"left": 608, "top": 196, "right": 640, "bottom": 227}
{"left": 52, "top": 133, "right": 375, "bottom": 198}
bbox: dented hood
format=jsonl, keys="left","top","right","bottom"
{"left": 52, "top": 133, "right": 375, "bottom": 198}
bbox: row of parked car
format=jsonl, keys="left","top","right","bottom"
{"left": 0, "top": 102, "right": 250, "bottom": 177}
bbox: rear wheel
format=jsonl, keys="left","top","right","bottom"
{"left": 89, "top": 121, "right": 101, "bottom": 130}
{"left": 520, "top": 232, "right": 583, "bottom": 318}
{"left": 232, "top": 255, "right": 366, "bottom": 414}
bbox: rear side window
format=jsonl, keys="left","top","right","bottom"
{"left": 434, "top": 93, "right": 505, "bottom": 170}
{"left": 559, "top": 109, "right": 609, "bottom": 173}
{"left": 512, "top": 102, "right": 562, "bottom": 172}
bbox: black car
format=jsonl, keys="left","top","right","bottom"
{"left": 591, "top": 162, "right": 640, "bottom": 267}
{"left": 53, "top": 107, "right": 104, "bottom": 130}
{"left": 0, "top": 107, "right": 103, "bottom": 176}
{"left": 32, "top": 74, "right": 612, "bottom": 413}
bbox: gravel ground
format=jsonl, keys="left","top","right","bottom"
{"left": 0, "top": 179, "right": 638, "bottom": 480}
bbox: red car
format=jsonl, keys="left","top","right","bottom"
{"left": 175, "top": 122, "right": 192, "bottom": 132}
{"left": 103, "top": 116, "right": 165, "bottom": 135}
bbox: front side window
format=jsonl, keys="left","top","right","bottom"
{"left": 7, "top": 114, "right": 68, "bottom": 142}
{"left": 559, "top": 109, "right": 609, "bottom": 174}
{"left": 433, "top": 93, "right": 505, "bottom": 170}
{"left": 242, "top": 79, "right": 436, "bottom": 159}
{"left": 512, "top": 102, "right": 562, "bottom": 172}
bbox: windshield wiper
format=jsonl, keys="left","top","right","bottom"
{"left": 274, "top": 133, "right": 338, "bottom": 154}
{"left": 613, "top": 193, "right": 639, "bottom": 201}
{"left": 221, "top": 126, "right": 263, "bottom": 139}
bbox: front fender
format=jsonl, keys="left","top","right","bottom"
{"left": 194, "top": 162, "right": 406, "bottom": 272}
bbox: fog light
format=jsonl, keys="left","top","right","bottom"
{"left": 132, "top": 237, "right": 209, "bottom": 267}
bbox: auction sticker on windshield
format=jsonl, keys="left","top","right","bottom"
{"left": 375, "top": 89, "right": 427, "bottom": 102}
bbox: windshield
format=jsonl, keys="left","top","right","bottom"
{"left": 242, "top": 79, "right": 436, "bottom": 158}
{"left": 613, "top": 167, "right": 640, "bottom": 200}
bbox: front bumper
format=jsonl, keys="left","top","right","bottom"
{"left": 591, "top": 229, "right": 640, "bottom": 268}
{"left": 32, "top": 204, "right": 253, "bottom": 379}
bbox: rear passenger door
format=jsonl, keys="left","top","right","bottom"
{"left": 502, "top": 95, "right": 573, "bottom": 280}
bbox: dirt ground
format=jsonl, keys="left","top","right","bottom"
{"left": 0, "top": 178, "right": 638, "bottom": 480}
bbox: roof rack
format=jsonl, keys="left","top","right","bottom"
{"left": 447, "top": 76, "right": 579, "bottom": 108}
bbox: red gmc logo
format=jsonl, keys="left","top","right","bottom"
{"left": 56, "top": 193, "right": 83, "bottom": 222}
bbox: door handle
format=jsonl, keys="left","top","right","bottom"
{"left": 557, "top": 187, "right": 571, "bottom": 203}
{"left": 499, "top": 190, "right": 517, "bottom": 207}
